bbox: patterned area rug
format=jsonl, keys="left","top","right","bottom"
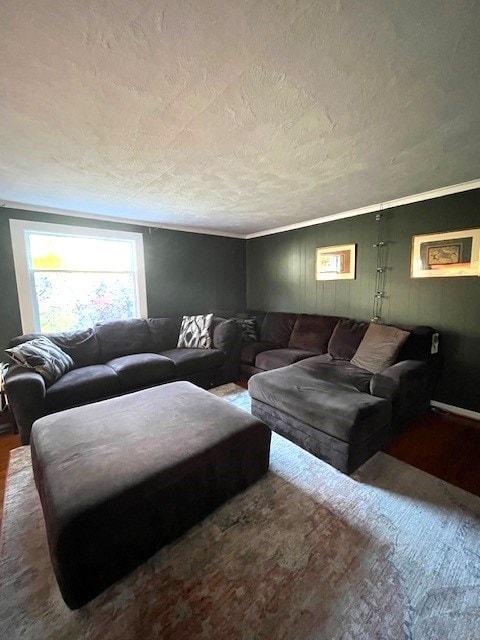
{"left": 1, "top": 384, "right": 479, "bottom": 639}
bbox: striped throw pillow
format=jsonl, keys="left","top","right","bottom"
{"left": 177, "top": 314, "right": 214, "bottom": 349}
{"left": 5, "top": 336, "right": 74, "bottom": 384}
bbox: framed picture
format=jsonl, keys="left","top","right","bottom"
{"left": 411, "top": 228, "right": 480, "bottom": 278}
{"left": 315, "top": 244, "right": 356, "bottom": 280}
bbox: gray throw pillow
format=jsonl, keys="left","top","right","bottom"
{"left": 5, "top": 336, "right": 74, "bottom": 384}
{"left": 351, "top": 323, "right": 410, "bottom": 374}
{"left": 177, "top": 313, "right": 214, "bottom": 349}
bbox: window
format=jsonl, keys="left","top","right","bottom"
{"left": 10, "top": 219, "right": 148, "bottom": 333}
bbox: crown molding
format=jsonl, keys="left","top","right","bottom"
{"left": 2, "top": 177, "right": 479, "bottom": 241}
{"left": 0, "top": 201, "right": 245, "bottom": 239}
{"left": 245, "top": 178, "right": 480, "bottom": 239}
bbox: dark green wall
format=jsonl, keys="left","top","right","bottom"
{"left": 0, "top": 208, "right": 246, "bottom": 351}
{"left": 247, "top": 189, "right": 480, "bottom": 413}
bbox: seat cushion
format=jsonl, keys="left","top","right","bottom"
{"left": 294, "top": 355, "right": 373, "bottom": 393}
{"left": 249, "top": 366, "right": 390, "bottom": 444}
{"left": 255, "top": 348, "right": 319, "bottom": 371}
{"left": 45, "top": 365, "right": 122, "bottom": 412}
{"left": 288, "top": 314, "right": 340, "bottom": 353}
{"left": 160, "top": 348, "right": 226, "bottom": 376}
{"left": 95, "top": 319, "right": 153, "bottom": 361}
{"left": 260, "top": 312, "right": 297, "bottom": 345}
{"left": 241, "top": 341, "right": 277, "bottom": 365}
{"left": 106, "top": 353, "right": 175, "bottom": 390}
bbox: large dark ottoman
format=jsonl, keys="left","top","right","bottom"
{"left": 30, "top": 381, "right": 271, "bottom": 609}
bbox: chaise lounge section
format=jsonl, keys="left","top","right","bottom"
{"left": 243, "top": 311, "right": 440, "bottom": 474}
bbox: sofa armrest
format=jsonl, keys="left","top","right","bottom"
{"left": 370, "top": 358, "right": 440, "bottom": 430}
{"left": 5, "top": 366, "right": 47, "bottom": 445}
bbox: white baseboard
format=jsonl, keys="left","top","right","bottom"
{"left": 431, "top": 400, "right": 480, "bottom": 422}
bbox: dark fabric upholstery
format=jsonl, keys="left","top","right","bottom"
{"left": 45, "top": 365, "right": 122, "bottom": 412}
{"left": 251, "top": 398, "right": 393, "bottom": 475}
{"left": 328, "top": 319, "right": 369, "bottom": 360}
{"left": 31, "top": 382, "right": 271, "bottom": 609}
{"left": 249, "top": 365, "right": 390, "bottom": 444}
{"left": 9, "top": 328, "right": 101, "bottom": 368}
{"left": 241, "top": 341, "right": 277, "bottom": 365}
{"left": 370, "top": 358, "right": 441, "bottom": 430}
{"left": 397, "top": 325, "right": 438, "bottom": 361}
{"left": 147, "top": 317, "right": 182, "bottom": 351}
{"left": 106, "top": 353, "right": 175, "bottom": 390}
{"left": 260, "top": 312, "right": 297, "bottom": 345}
{"left": 294, "top": 355, "right": 373, "bottom": 393}
{"left": 160, "top": 348, "right": 225, "bottom": 376}
{"left": 212, "top": 318, "right": 238, "bottom": 355}
{"left": 288, "top": 314, "right": 339, "bottom": 353}
{"left": 255, "top": 348, "right": 319, "bottom": 370}
{"left": 4, "top": 366, "right": 46, "bottom": 445}
{"left": 95, "top": 319, "right": 152, "bottom": 361}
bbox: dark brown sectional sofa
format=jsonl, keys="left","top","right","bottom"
{"left": 6, "top": 316, "right": 241, "bottom": 445}
{"left": 234, "top": 310, "right": 440, "bottom": 474}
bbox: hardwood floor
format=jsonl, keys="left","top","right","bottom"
{"left": 0, "top": 405, "right": 479, "bottom": 528}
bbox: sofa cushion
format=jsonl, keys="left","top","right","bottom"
{"left": 147, "top": 317, "right": 182, "bottom": 351}
{"left": 177, "top": 314, "right": 214, "bottom": 349}
{"left": 106, "top": 353, "right": 175, "bottom": 390}
{"left": 95, "top": 319, "right": 152, "bottom": 361}
{"left": 213, "top": 319, "right": 238, "bottom": 355}
{"left": 288, "top": 314, "right": 339, "bottom": 353}
{"left": 255, "top": 348, "right": 319, "bottom": 371}
{"left": 248, "top": 366, "right": 390, "bottom": 444}
{"left": 8, "top": 329, "right": 100, "bottom": 368}
{"left": 328, "top": 319, "right": 369, "bottom": 360}
{"left": 241, "top": 341, "right": 277, "bottom": 365}
{"left": 160, "top": 348, "right": 225, "bottom": 377}
{"left": 6, "top": 336, "right": 74, "bottom": 385}
{"left": 45, "top": 365, "right": 122, "bottom": 412}
{"left": 351, "top": 323, "right": 410, "bottom": 374}
{"left": 293, "top": 355, "right": 373, "bottom": 393}
{"left": 235, "top": 318, "right": 258, "bottom": 343}
{"left": 260, "top": 312, "right": 297, "bottom": 345}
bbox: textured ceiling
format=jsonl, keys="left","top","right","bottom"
{"left": 1, "top": 1, "right": 479, "bottom": 235}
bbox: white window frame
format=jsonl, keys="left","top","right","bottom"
{"left": 9, "top": 219, "right": 148, "bottom": 333}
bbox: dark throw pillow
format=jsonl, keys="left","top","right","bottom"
{"left": 177, "top": 314, "right": 214, "bottom": 349}
{"left": 5, "top": 336, "right": 74, "bottom": 384}
{"left": 351, "top": 323, "right": 410, "bottom": 374}
{"left": 328, "top": 319, "right": 369, "bottom": 360}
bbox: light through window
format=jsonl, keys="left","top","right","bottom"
{"left": 10, "top": 220, "right": 147, "bottom": 333}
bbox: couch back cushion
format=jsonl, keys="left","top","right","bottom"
{"left": 95, "top": 319, "right": 152, "bottom": 361}
{"left": 9, "top": 328, "right": 101, "bottom": 368}
{"left": 328, "top": 318, "right": 369, "bottom": 360}
{"left": 351, "top": 323, "right": 410, "bottom": 373}
{"left": 260, "top": 312, "right": 297, "bottom": 345}
{"left": 147, "top": 317, "right": 182, "bottom": 351}
{"left": 289, "top": 314, "right": 339, "bottom": 353}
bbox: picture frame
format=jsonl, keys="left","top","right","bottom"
{"left": 411, "top": 228, "right": 480, "bottom": 278}
{"left": 315, "top": 244, "right": 356, "bottom": 280}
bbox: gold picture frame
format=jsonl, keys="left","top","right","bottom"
{"left": 411, "top": 228, "right": 480, "bottom": 278}
{"left": 315, "top": 244, "right": 356, "bottom": 280}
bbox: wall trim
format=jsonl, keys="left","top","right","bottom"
{"left": 431, "top": 400, "right": 480, "bottom": 422}
{"left": 245, "top": 178, "right": 480, "bottom": 239}
{"left": 2, "top": 176, "right": 480, "bottom": 240}
{"left": 0, "top": 201, "right": 245, "bottom": 239}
